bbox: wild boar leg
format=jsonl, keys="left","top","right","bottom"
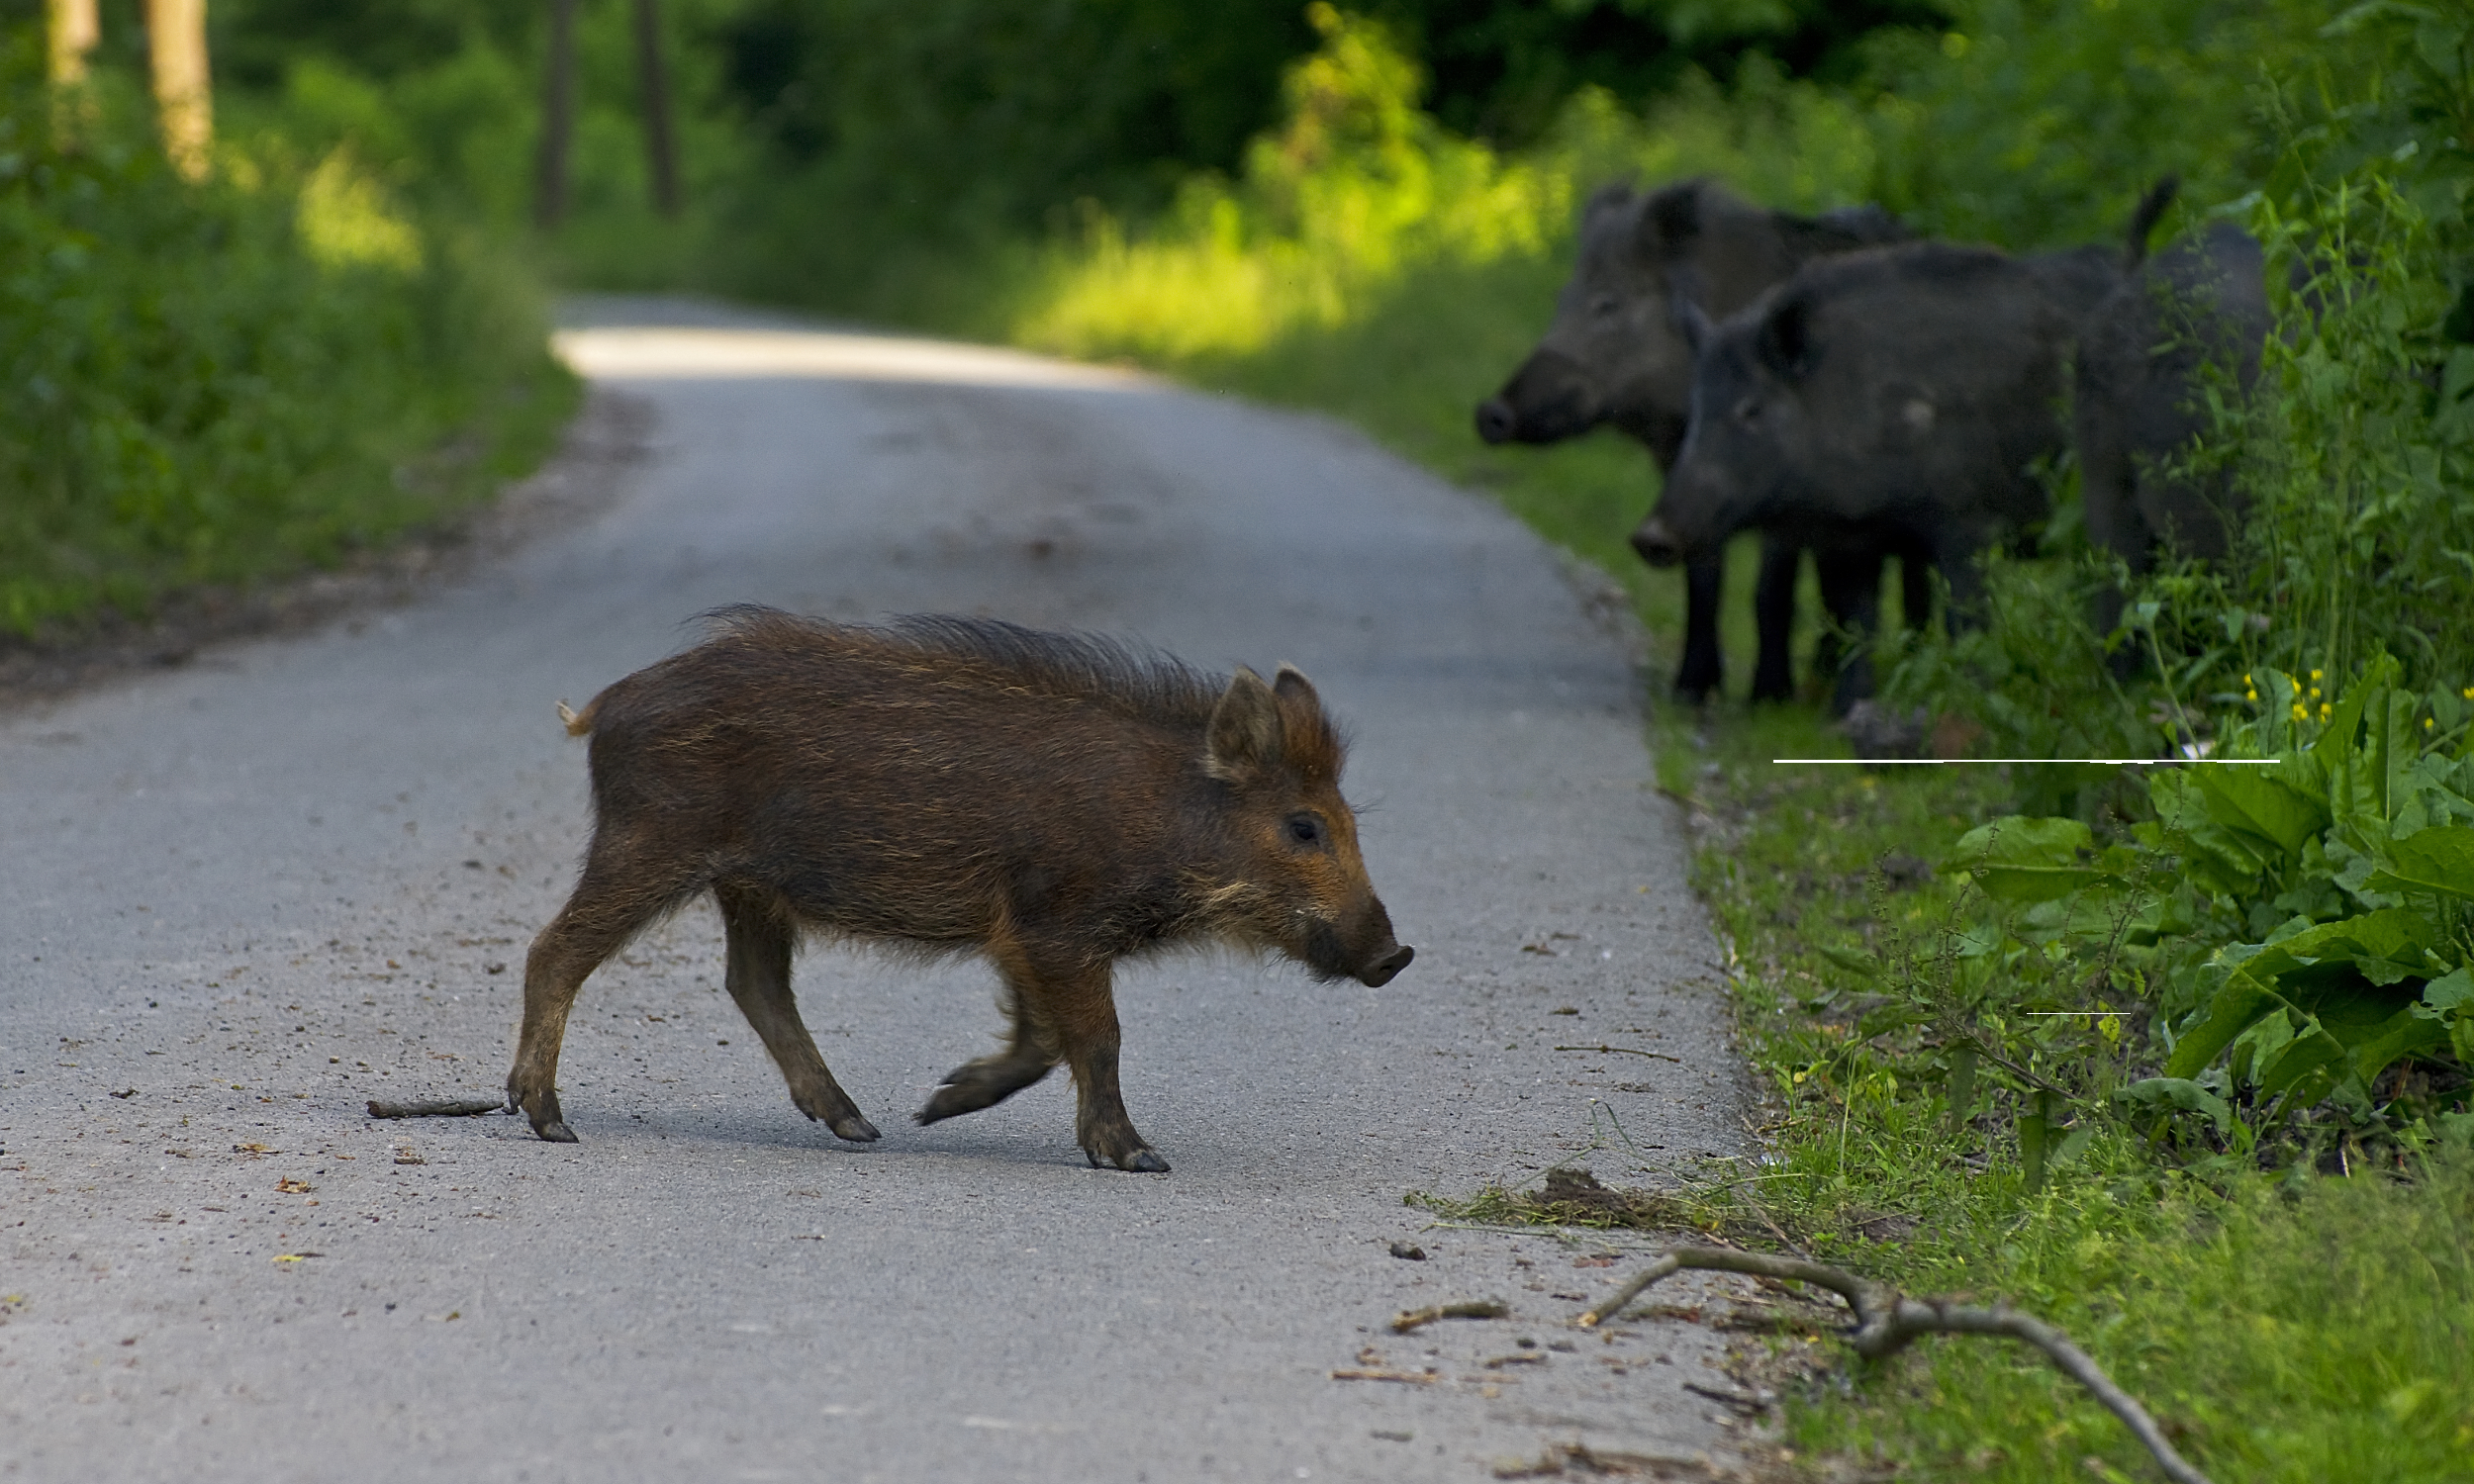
{"left": 1044, "top": 962, "right": 1166, "bottom": 1173}
{"left": 1749, "top": 535, "right": 1801, "bottom": 702}
{"left": 714, "top": 883, "right": 881, "bottom": 1144}
{"left": 1814, "top": 547, "right": 1887, "bottom": 714}
{"left": 508, "top": 846, "right": 694, "bottom": 1143}
{"left": 915, "top": 941, "right": 1061, "bottom": 1127}
{"left": 1672, "top": 553, "right": 1726, "bottom": 702}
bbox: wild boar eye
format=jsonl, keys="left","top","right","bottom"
{"left": 1285, "top": 813, "right": 1324, "bottom": 848}
{"left": 1590, "top": 296, "right": 1620, "bottom": 320}
{"left": 1734, "top": 397, "right": 1761, "bottom": 425}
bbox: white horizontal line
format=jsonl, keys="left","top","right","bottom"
{"left": 1770, "top": 758, "right": 2277, "bottom": 766}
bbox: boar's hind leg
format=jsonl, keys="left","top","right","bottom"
{"left": 509, "top": 847, "right": 694, "bottom": 1143}
{"left": 915, "top": 977, "right": 1060, "bottom": 1128}
{"left": 715, "top": 883, "right": 880, "bottom": 1144}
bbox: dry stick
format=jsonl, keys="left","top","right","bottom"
{"left": 1390, "top": 1299, "right": 1509, "bottom": 1334}
{"left": 1552, "top": 1043, "right": 1686, "bottom": 1065}
{"left": 1580, "top": 1248, "right": 2210, "bottom": 1484}
{"left": 367, "top": 1098, "right": 506, "bottom": 1120}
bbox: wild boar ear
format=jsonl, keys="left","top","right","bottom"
{"left": 1272, "top": 665, "right": 1346, "bottom": 782}
{"left": 1581, "top": 181, "right": 1636, "bottom": 229}
{"left": 1641, "top": 179, "right": 1703, "bottom": 255}
{"left": 1756, "top": 294, "right": 1815, "bottom": 380}
{"left": 1206, "top": 667, "right": 1284, "bottom": 781}
{"left": 1667, "top": 266, "right": 1714, "bottom": 354}
{"left": 1271, "top": 664, "right": 1320, "bottom": 709}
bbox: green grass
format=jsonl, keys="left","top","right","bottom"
{"left": 1412, "top": 706, "right": 2474, "bottom": 1481}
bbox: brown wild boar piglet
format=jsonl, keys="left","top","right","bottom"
{"left": 506, "top": 607, "right": 1413, "bottom": 1171}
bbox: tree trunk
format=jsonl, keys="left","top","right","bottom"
{"left": 535, "top": 0, "right": 579, "bottom": 231}
{"left": 144, "top": 0, "right": 213, "bottom": 179}
{"left": 631, "top": 0, "right": 682, "bottom": 219}
{"left": 48, "top": 0, "right": 99, "bottom": 86}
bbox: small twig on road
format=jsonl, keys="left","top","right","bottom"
{"left": 1579, "top": 1247, "right": 2211, "bottom": 1484}
{"left": 1390, "top": 1299, "right": 1510, "bottom": 1334}
{"left": 1329, "top": 1367, "right": 1441, "bottom": 1384}
{"left": 1552, "top": 1043, "right": 1685, "bottom": 1065}
{"left": 367, "top": 1097, "right": 506, "bottom": 1120}
{"left": 1681, "top": 1379, "right": 1769, "bottom": 1412}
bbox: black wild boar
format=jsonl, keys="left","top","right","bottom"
{"left": 2075, "top": 218, "right": 2270, "bottom": 641}
{"left": 1635, "top": 182, "right": 2177, "bottom": 707}
{"left": 506, "top": 608, "right": 1413, "bottom": 1173}
{"left": 1474, "top": 176, "right": 1923, "bottom": 704}
{"left": 1639, "top": 242, "right": 2079, "bottom": 705}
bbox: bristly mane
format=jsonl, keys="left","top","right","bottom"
{"left": 696, "top": 605, "right": 1227, "bottom": 725}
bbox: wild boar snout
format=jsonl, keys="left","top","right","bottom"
{"left": 1630, "top": 515, "right": 1682, "bottom": 567}
{"left": 1359, "top": 942, "right": 1414, "bottom": 987}
{"left": 1479, "top": 349, "right": 1600, "bottom": 445}
{"left": 1474, "top": 397, "right": 1520, "bottom": 444}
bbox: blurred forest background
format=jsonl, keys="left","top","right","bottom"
{"left": 8, "top": 5, "right": 2474, "bottom": 1479}
{"left": 6, "top": 0, "right": 2465, "bottom": 665}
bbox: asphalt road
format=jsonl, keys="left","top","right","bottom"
{"left": 1, "top": 298, "right": 1756, "bottom": 1483}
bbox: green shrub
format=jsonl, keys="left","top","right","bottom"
{"left": 0, "top": 43, "right": 572, "bottom": 634}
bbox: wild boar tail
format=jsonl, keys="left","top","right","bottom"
{"left": 2124, "top": 176, "right": 2180, "bottom": 271}
{"left": 556, "top": 697, "right": 600, "bottom": 737}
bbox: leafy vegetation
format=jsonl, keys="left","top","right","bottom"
{"left": 0, "top": 30, "right": 571, "bottom": 636}
{"left": 1539, "top": 704, "right": 2474, "bottom": 1482}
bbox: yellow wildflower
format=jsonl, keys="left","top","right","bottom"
{"left": 2292, "top": 702, "right": 2309, "bottom": 721}
{"left": 2311, "top": 669, "right": 2324, "bottom": 681}
{"left": 2245, "top": 690, "right": 2258, "bottom": 702}
{"left": 2310, "top": 687, "right": 2322, "bottom": 699}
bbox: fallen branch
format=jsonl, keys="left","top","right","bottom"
{"left": 1579, "top": 1247, "right": 2209, "bottom": 1484}
{"left": 1390, "top": 1299, "right": 1509, "bottom": 1333}
{"left": 1329, "top": 1367, "right": 1440, "bottom": 1384}
{"left": 1552, "top": 1043, "right": 1685, "bottom": 1065}
{"left": 366, "top": 1097, "right": 506, "bottom": 1120}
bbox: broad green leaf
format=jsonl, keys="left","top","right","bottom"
{"left": 2363, "top": 825, "right": 2474, "bottom": 901}
{"left": 1816, "top": 944, "right": 1882, "bottom": 980}
{"left": 2311, "top": 657, "right": 2396, "bottom": 776}
{"left": 2114, "top": 1076, "right": 2235, "bottom": 1134}
{"left": 2166, "top": 969, "right": 2278, "bottom": 1077}
{"left": 2175, "top": 810, "right": 2275, "bottom": 895}
{"left": 2192, "top": 765, "right": 2329, "bottom": 857}
{"left": 1947, "top": 816, "right": 2095, "bottom": 902}
{"left": 2346, "top": 1006, "right": 2454, "bottom": 1086}
{"left": 2255, "top": 1026, "right": 2344, "bottom": 1097}
{"left": 2234, "top": 1005, "right": 2302, "bottom": 1087}
{"left": 2148, "top": 772, "right": 2273, "bottom": 894}
{"left": 2239, "top": 907, "right": 2437, "bottom": 984}
{"left": 2165, "top": 909, "right": 2439, "bottom": 1079}
{"left": 2423, "top": 968, "right": 2474, "bottom": 1014}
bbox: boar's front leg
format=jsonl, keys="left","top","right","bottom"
{"left": 715, "top": 882, "right": 880, "bottom": 1144}
{"left": 1039, "top": 953, "right": 1165, "bottom": 1173}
